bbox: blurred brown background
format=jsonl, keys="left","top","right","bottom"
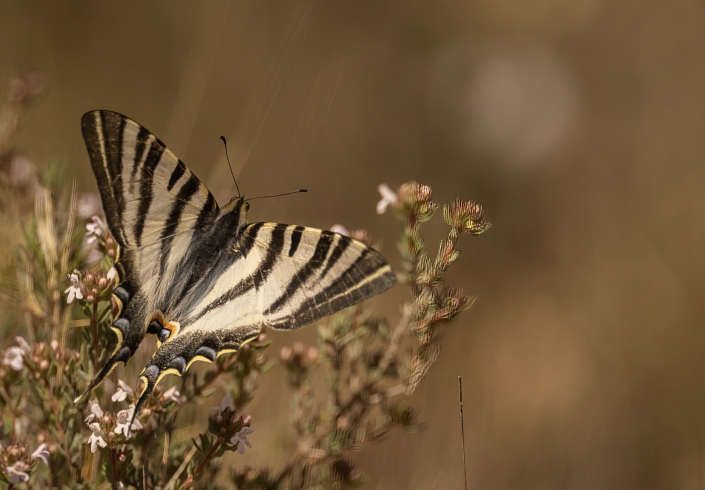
{"left": 2, "top": 0, "right": 705, "bottom": 488}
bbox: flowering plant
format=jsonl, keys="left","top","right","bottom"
{"left": 0, "top": 160, "right": 488, "bottom": 488}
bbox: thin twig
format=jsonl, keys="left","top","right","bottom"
{"left": 164, "top": 445, "right": 197, "bottom": 490}
{"left": 91, "top": 301, "right": 99, "bottom": 371}
{"left": 109, "top": 448, "right": 119, "bottom": 490}
{"left": 182, "top": 438, "right": 223, "bottom": 489}
{"left": 458, "top": 376, "right": 468, "bottom": 490}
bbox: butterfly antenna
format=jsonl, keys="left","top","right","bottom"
{"left": 247, "top": 189, "right": 308, "bottom": 201}
{"left": 220, "top": 136, "right": 241, "bottom": 198}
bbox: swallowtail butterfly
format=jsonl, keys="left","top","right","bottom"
{"left": 75, "top": 110, "right": 396, "bottom": 420}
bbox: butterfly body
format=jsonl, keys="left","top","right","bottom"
{"left": 77, "top": 110, "right": 395, "bottom": 418}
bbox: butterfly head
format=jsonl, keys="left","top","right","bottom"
{"left": 222, "top": 195, "right": 250, "bottom": 229}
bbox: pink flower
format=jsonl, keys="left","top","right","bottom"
{"left": 230, "top": 426, "right": 254, "bottom": 454}
{"left": 32, "top": 443, "right": 50, "bottom": 466}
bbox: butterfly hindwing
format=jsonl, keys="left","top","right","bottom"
{"left": 132, "top": 223, "right": 395, "bottom": 414}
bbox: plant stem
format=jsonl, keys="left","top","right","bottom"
{"left": 42, "top": 377, "right": 76, "bottom": 476}
{"left": 192, "top": 361, "right": 227, "bottom": 398}
{"left": 109, "top": 448, "right": 119, "bottom": 490}
{"left": 182, "top": 438, "right": 223, "bottom": 489}
{"left": 91, "top": 301, "right": 99, "bottom": 370}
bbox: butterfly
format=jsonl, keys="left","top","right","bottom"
{"left": 75, "top": 110, "right": 396, "bottom": 421}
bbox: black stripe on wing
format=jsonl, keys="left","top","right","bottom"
{"left": 283, "top": 248, "right": 394, "bottom": 329}
{"left": 130, "top": 126, "right": 150, "bottom": 195}
{"left": 134, "top": 139, "right": 165, "bottom": 247}
{"left": 82, "top": 112, "right": 129, "bottom": 246}
{"left": 159, "top": 174, "right": 201, "bottom": 277}
{"left": 179, "top": 222, "right": 285, "bottom": 328}
{"left": 263, "top": 230, "right": 335, "bottom": 315}
{"left": 167, "top": 159, "right": 187, "bottom": 191}
{"left": 253, "top": 223, "right": 287, "bottom": 289}
{"left": 288, "top": 226, "right": 304, "bottom": 256}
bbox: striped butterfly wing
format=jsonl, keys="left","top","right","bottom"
{"left": 78, "top": 110, "right": 219, "bottom": 399}
{"left": 133, "top": 222, "right": 395, "bottom": 415}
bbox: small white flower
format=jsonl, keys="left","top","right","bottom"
{"left": 230, "top": 427, "right": 254, "bottom": 454}
{"left": 87, "top": 423, "right": 107, "bottom": 453}
{"left": 85, "top": 215, "right": 106, "bottom": 244}
{"left": 77, "top": 193, "right": 100, "bottom": 220}
{"left": 2, "top": 338, "right": 30, "bottom": 371}
{"left": 84, "top": 398, "right": 104, "bottom": 424}
{"left": 3, "top": 347, "right": 24, "bottom": 371}
{"left": 212, "top": 395, "right": 234, "bottom": 412}
{"left": 15, "top": 337, "right": 30, "bottom": 354}
{"left": 111, "top": 379, "right": 134, "bottom": 403}
{"left": 31, "top": 442, "right": 50, "bottom": 466}
{"left": 330, "top": 224, "right": 350, "bottom": 236}
{"left": 5, "top": 461, "right": 30, "bottom": 483}
{"left": 65, "top": 270, "right": 83, "bottom": 304}
{"left": 376, "top": 184, "right": 398, "bottom": 214}
{"left": 114, "top": 405, "right": 142, "bottom": 437}
{"left": 162, "top": 386, "right": 181, "bottom": 404}
{"left": 107, "top": 266, "right": 118, "bottom": 284}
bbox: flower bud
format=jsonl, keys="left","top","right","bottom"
{"left": 108, "top": 249, "right": 115, "bottom": 258}
{"left": 106, "top": 236, "right": 114, "bottom": 246}
{"left": 258, "top": 332, "right": 267, "bottom": 343}
{"left": 293, "top": 342, "right": 305, "bottom": 357}
{"left": 118, "top": 453, "right": 126, "bottom": 463}
{"left": 84, "top": 272, "right": 94, "bottom": 285}
{"left": 280, "top": 346, "right": 292, "bottom": 362}
{"left": 98, "top": 277, "right": 108, "bottom": 289}
{"left": 242, "top": 414, "right": 252, "bottom": 425}
{"left": 306, "top": 346, "right": 319, "bottom": 363}
{"left": 86, "top": 295, "right": 95, "bottom": 304}
{"left": 39, "top": 359, "right": 49, "bottom": 371}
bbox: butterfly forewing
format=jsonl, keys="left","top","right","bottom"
{"left": 78, "top": 110, "right": 219, "bottom": 396}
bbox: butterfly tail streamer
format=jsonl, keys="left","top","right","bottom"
{"left": 73, "top": 346, "right": 133, "bottom": 403}
{"left": 128, "top": 364, "right": 160, "bottom": 437}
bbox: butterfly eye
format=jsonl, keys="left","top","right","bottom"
{"left": 245, "top": 202, "right": 250, "bottom": 211}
